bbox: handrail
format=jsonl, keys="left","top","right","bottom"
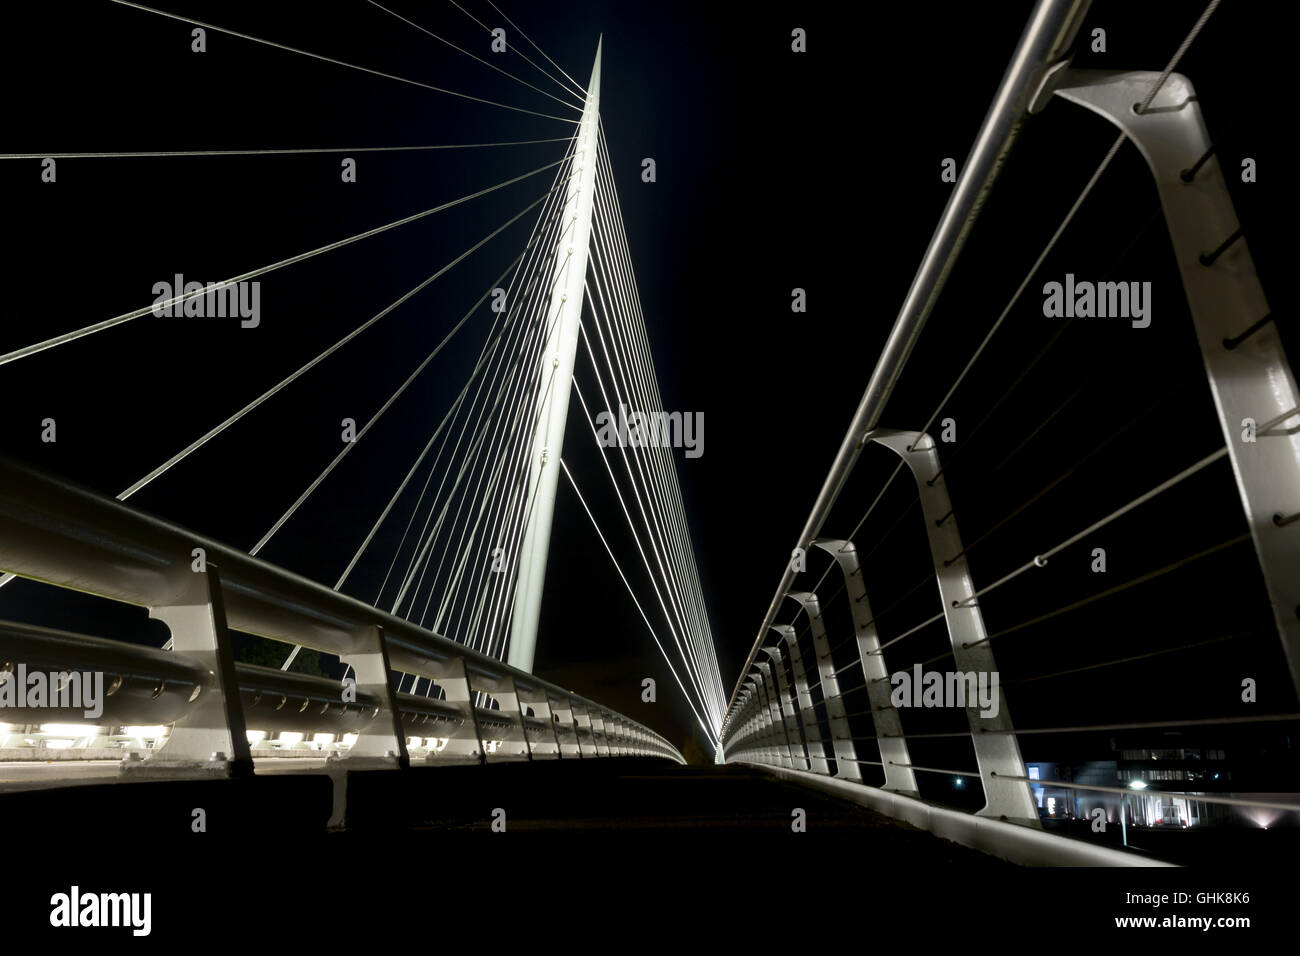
{"left": 0, "top": 457, "right": 682, "bottom": 767}
{"left": 718, "top": 0, "right": 1300, "bottom": 869}
{"left": 724, "top": 0, "right": 1094, "bottom": 720}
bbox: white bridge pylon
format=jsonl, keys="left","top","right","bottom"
{"left": 508, "top": 38, "right": 602, "bottom": 673}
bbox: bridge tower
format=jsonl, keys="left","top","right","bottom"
{"left": 507, "top": 39, "right": 602, "bottom": 673}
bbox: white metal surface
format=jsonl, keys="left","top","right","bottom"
{"left": 0, "top": 459, "right": 683, "bottom": 775}
{"left": 762, "top": 645, "right": 810, "bottom": 771}
{"left": 508, "top": 40, "right": 604, "bottom": 673}
{"left": 871, "top": 431, "right": 1037, "bottom": 822}
{"left": 813, "top": 538, "right": 919, "bottom": 796}
{"left": 787, "top": 591, "right": 862, "bottom": 781}
{"left": 724, "top": 0, "right": 1095, "bottom": 719}
{"left": 1053, "top": 68, "right": 1300, "bottom": 697}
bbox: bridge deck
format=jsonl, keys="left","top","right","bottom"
{"left": 3, "top": 758, "right": 1006, "bottom": 866}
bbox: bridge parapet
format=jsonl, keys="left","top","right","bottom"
{"left": 721, "top": 0, "right": 1300, "bottom": 865}
{"left": 0, "top": 459, "right": 683, "bottom": 776}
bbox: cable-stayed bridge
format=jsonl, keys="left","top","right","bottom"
{"left": 1, "top": 0, "right": 722, "bottom": 779}
{"left": 1, "top": 0, "right": 1298, "bottom": 907}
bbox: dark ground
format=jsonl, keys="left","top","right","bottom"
{"left": 7, "top": 758, "right": 1288, "bottom": 939}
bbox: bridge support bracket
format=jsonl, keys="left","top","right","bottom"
{"left": 128, "top": 566, "right": 252, "bottom": 779}
{"left": 333, "top": 624, "right": 407, "bottom": 770}
{"left": 473, "top": 673, "right": 532, "bottom": 762}
{"left": 516, "top": 682, "right": 562, "bottom": 759}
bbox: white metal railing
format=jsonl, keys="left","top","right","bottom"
{"left": 720, "top": 0, "right": 1300, "bottom": 866}
{"left": 0, "top": 457, "right": 682, "bottom": 774}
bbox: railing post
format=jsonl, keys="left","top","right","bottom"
{"left": 771, "top": 624, "right": 830, "bottom": 773}
{"left": 746, "top": 675, "right": 770, "bottom": 764}
{"left": 335, "top": 624, "right": 407, "bottom": 768}
{"left": 473, "top": 674, "right": 531, "bottom": 762}
{"left": 133, "top": 566, "right": 251, "bottom": 778}
{"left": 590, "top": 710, "right": 610, "bottom": 756}
{"left": 871, "top": 430, "right": 1037, "bottom": 823}
{"left": 721, "top": 0, "right": 1096, "bottom": 724}
{"left": 1051, "top": 69, "right": 1300, "bottom": 700}
{"left": 516, "top": 683, "right": 561, "bottom": 760}
{"left": 762, "top": 646, "right": 810, "bottom": 771}
{"left": 746, "top": 678, "right": 772, "bottom": 765}
{"left": 755, "top": 664, "right": 795, "bottom": 768}
{"left": 427, "top": 658, "right": 485, "bottom": 764}
{"left": 814, "top": 538, "right": 918, "bottom": 795}
{"left": 741, "top": 678, "right": 764, "bottom": 763}
{"left": 738, "top": 686, "right": 759, "bottom": 764}
{"left": 755, "top": 676, "right": 779, "bottom": 765}
{"left": 572, "top": 699, "right": 596, "bottom": 757}
{"left": 744, "top": 689, "right": 761, "bottom": 763}
{"left": 786, "top": 591, "right": 860, "bottom": 781}
{"left": 551, "top": 693, "right": 580, "bottom": 758}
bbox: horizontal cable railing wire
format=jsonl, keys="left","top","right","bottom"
{"left": 720, "top": 0, "right": 1299, "bottom": 864}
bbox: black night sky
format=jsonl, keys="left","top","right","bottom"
{"left": 0, "top": 0, "right": 1294, "bottom": 793}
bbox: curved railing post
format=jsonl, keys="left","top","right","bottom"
{"left": 743, "top": 687, "right": 762, "bottom": 763}
{"left": 335, "top": 623, "right": 407, "bottom": 769}
{"left": 870, "top": 429, "right": 1037, "bottom": 822}
{"left": 1051, "top": 68, "right": 1300, "bottom": 700}
{"left": 427, "top": 658, "right": 485, "bottom": 764}
{"left": 736, "top": 681, "right": 756, "bottom": 762}
{"left": 608, "top": 716, "right": 624, "bottom": 756}
{"left": 590, "top": 711, "right": 609, "bottom": 756}
{"left": 745, "top": 675, "right": 775, "bottom": 765}
{"left": 516, "top": 683, "right": 561, "bottom": 760}
{"left": 749, "top": 672, "right": 774, "bottom": 765}
{"left": 473, "top": 674, "right": 531, "bottom": 762}
{"left": 551, "top": 694, "right": 580, "bottom": 758}
{"left": 813, "top": 538, "right": 918, "bottom": 795}
{"left": 756, "top": 661, "right": 795, "bottom": 768}
{"left": 771, "top": 624, "right": 830, "bottom": 774}
{"left": 786, "top": 591, "right": 861, "bottom": 781}
{"left": 570, "top": 698, "right": 594, "bottom": 757}
{"left": 138, "top": 567, "right": 252, "bottom": 777}
{"left": 762, "top": 645, "right": 810, "bottom": 771}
